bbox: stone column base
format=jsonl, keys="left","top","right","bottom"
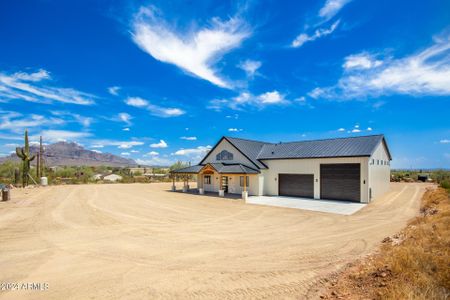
{"left": 242, "top": 191, "right": 248, "bottom": 201}
{"left": 182, "top": 186, "right": 188, "bottom": 193}
{"left": 199, "top": 188, "right": 204, "bottom": 195}
{"left": 218, "top": 190, "right": 225, "bottom": 197}
{"left": 171, "top": 186, "right": 176, "bottom": 192}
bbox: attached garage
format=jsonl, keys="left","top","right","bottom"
{"left": 279, "top": 174, "right": 314, "bottom": 198}
{"left": 320, "top": 163, "right": 361, "bottom": 202}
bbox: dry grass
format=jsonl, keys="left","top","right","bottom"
{"left": 318, "top": 187, "right": 450, "bottom": 300}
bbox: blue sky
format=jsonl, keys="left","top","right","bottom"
{"left": 0, "top": 0, "right": 449, "bottom": 168}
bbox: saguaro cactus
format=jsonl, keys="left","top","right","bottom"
{"left": 15, "top": 129, "right": 36, "bottom": 187}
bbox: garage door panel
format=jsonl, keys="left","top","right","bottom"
{"left": 279, "top": 174, "right": 314, "bottom": 198}
{"left": 320, "top": 164, "right": 360, "bottom": 202}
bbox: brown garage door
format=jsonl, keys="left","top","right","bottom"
{"left": 320, "top": 164, "right": 360, "bottom": 202}
{"left": 279, "top": 174, "right": 314, "bottom": 198}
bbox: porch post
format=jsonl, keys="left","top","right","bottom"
{"left": 242, "top": 174, "right": 248, "bottom": 200}
{"left": 199, "top": 173, "right": 204, "bottom": 194}
{"left": 171, "top": 175, "right": 176, "bottom": 191}
{"left": 182, "top": 174, "right": 188, "bottom": 192}
{"left": 219, "top": 174, "right": 224, "bottom": 197}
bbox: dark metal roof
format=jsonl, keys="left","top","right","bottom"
{"left": 257, "top": 135, "right": 388, "bottom": 160}
{"left": 171, "top": 163, "right": 259, "bottom": 174}
{"left": 225, "top": 137, "right": 268, "bottom": 169}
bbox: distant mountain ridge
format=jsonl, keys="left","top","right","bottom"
{"left": 0, "top": 141, "right": 137, "bottom": 167}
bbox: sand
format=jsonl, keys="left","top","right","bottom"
{"left": 0, "top": 182, "right": 430, "bottom": 299}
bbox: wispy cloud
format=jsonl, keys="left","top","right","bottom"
{"left": 238, "top": 60, "right": 262, "bottom": 77}
{"left": 172, "top": 145, "right": 212, "bottom": 156}
{"left": 150, "top": 140, "right": 168, "bottom": 148}
{"left": 440, "top": 139, "right": 450, "bottom": 144}
{"left": 0, "top": 111, "right": 65, "bottom": 133}
{"left": 145, "top": 151, "right": 159, "bottom": 156}
{"left": 309, "top": 34, "right": 450, "bottom": 99}
{"left": 0, "top": 69, "right": 95, "bottom": 105}
{"left": 180, "top": 136, "right": 197, "bottom": 141}
{"left": 292, "top": 20, "right": 340, "bottom": 48}
{"left": 32, "top": 130, "right": 92, "bottom": 143}
{"left": 319, "top": 0, "right": 352, "bottom": 21}
{"left": 108, "top": 86, "right": 120, "bottom": 96}
{"left": 209, "top": 90, "right": 288, "bottom": 111}
{"left": 131, "top": 6, "right": 250, "bottom": 88}
{"left": 118, "top": 113, "right": 132, "bottom": 126}
{"left": 228, "top": 128, "right": 243, "bottom": 132}
{"left": 50, "top": 111, "right": 93, "bottom": 127}
{"left": 343, "top": 53, "right": 383, "bottom": 70}
{"left": 124, "top": 96, "right": 185, "bottom": 117}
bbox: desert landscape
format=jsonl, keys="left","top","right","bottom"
{"left": 0, "top": 182, "right": 430, "bottom": 299}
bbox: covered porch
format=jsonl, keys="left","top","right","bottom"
{"left": 170, "top": 163, "right": 259, "bottom": 200}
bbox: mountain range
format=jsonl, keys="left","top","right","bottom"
{"left": 0, "top": 141, "right": 137, "bottom": 167}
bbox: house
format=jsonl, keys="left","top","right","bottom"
{"left": 103, "top": 174, "right": 123, "bottom": 182}
{"left": 171, "top": 135, "right": 392, "bottom": 203}
{"left": 92, "top": 174, "right": 103, "bottom": 180}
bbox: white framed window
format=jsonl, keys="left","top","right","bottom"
{"left": 239, "top": 176, "right": 249, "bottom": 187}
{"left": 204, "top": 175, "right": 211, "bottom": 184}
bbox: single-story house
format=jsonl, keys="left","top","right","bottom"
{"left": 103, "top": 174, "right": 123, "bottom": 182}
{"left": 171, "top": 135, "right": 392, "bottom": 203}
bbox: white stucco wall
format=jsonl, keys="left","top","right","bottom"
{"left": 368, "top": 141, "right": 391, "bottom": 200}
{"left": 199, "top": 172, "right": 260, "bottom": 195}
{"left": 260, "top": 157, "right": 370, "bottom": 203}
{"left": 201, "top": 139, "right": 258, "bottom": 168}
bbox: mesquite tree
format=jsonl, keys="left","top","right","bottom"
{"left": 15, "top": 129, "right": 35, "bottom": 187}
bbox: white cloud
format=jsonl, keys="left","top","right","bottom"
{"left": 367, "top": 127, "right": 373, "bottom": 131}
{"left": 117, "top": 141, "right": 144, "bottom": 149}
{"left": 180, "top": 136, "right": 197, "bottom": 141}
{"left": 351, "top": 128, "right": 361, "bottom": 133}
{"left": 130, "top": 150, "right": 140, "bottom": 153}
{"left": 124, "top": 96, "right": 185, "bottom": 117}
{"left": 319, "top": 0, "right": 352, "bottom": 21}
{"left": 258, "top": 91, "right": 284, "bottom": 104}
{"left": 125, "top": 97, "right": 149, "bottom": 107}
{"left": 91, "top": 144, "right": 104, "bottom": 148}
{"left": 108, "top": 86, "right": 121, "bottom": 96}
{"left": 292, "top": 20, "right": 340, "bottom": 48}
{"left": 238, "top": 60, "right": 262, "bottom": 77}
{"left": 0, "top": 69, "right": 95, "bottom": 105}
{"left": 34, "top": 130, "right": 92, "bottom": 143}
{"left": 209, "top": 90, "right": 288, "bottom": 111}
{"left": 440, "top": 139, "right": 450, "bottom": 144}
{"left": 337, "top": 128, "right": 345, "bottom": 132}
{"left": 0, "top": 112, "right": 65, "bottom": 133}
{"left": 131, "top": 6, "right": 250, "bottom": 88}
{"left": 354, "top": 124, "right": 359, "bottom": 128}
{"left": 310, "top": 34, "right": 450, "bottom": 99}
{"left": 146, "top": 151, "right": 159, "bottom": 156}
{"left": 150, "top": 140, "right": 168, "bottom": 148}
{"left": 91, "top": 149, "right": 102, "bottom": 153}
{"left": 123, "top": 127, "right": 130, "bottom": 131}
{"left": 121, "top": 152, "right": 130, "bottom": 156}
{"left": 343, "top": 53, "right": 383, "bottom": 70}
{"left": 118, "top": 113, "right": 132, "bottom": 126}
{"left": 228, "top": 128, "right": 243, "bottom": 132}
{"left": 172, "top": 145, "right": 212, "bottom": 156}
{"left": 50, "top": 111, "right": 93, "bottom": 127}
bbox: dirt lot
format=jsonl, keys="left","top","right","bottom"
{"left": 0, "top": 182, "right": 431, "bottom": 299}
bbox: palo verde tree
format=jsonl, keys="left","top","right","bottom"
{"left": 15, "top": 129, "right": 36, "bottom": 187}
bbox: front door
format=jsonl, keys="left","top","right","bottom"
{"left": 221, "top": 176, "right": 229, "bottom": 193}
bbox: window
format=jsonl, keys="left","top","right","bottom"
{"left": 371, "top": 159, "right": 374, "bottom": 165}
{"left": 240, "top": 176, "right": 249, "bottom": 187}
{"left": 377, "top": 159, "right": 379, "bottom": 165}
{"left": 204, "top": 175, "right": 211, "bottom": 184}
{"left": 216, "top": 150, "right": 233, "bottom": 161}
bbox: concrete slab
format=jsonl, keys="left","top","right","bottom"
{"left": 246, "top": 196, "right": 366, "bottom": 215}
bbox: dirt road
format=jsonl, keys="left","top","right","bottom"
{"left": 0, "top": 182, "right": 430, "bottom": 299}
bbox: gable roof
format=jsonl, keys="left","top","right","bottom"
{"left": 197, "top": 135, "right": 391, "bottom": 170}
{"left": 171, "top": 163, "right": 259, "bottom": 174}
{"left": 199, "top": 136, "right": 267, "bottom": 169}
